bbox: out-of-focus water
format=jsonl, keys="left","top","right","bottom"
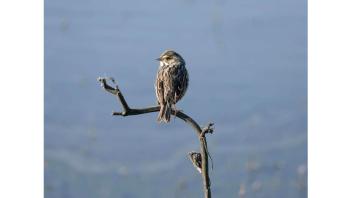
{"left": 44, "top": 0, "right": 307, "bottom": 197}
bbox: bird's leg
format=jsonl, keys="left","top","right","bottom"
{"left": 171, "top": 104, "right": 183, "bottom": 121}
{"left": 172, "top": 104, "right": 177, "bottom": 121}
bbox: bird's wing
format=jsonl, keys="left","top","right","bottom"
{"left": 175, "top": 66, "right": 188, "bottom": 102}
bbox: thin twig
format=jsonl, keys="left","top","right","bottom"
{"left": 98, "top": 77, "right": 214, "bottom": 198}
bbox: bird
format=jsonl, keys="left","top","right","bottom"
{"left": 188, "top": 151, "right": 202, "bottom": 173}
{"left": 155, "top": 50, "right": 189, "bottom": 123}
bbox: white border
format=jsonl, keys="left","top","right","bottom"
{"left": 0, "top": 0, "right": 43, "bottom": 197}
{"left": 1, "top": 0, "right": 352, "bottom": 197}
{"left": 309, "top": 0, "right": 352, "bottom": 197}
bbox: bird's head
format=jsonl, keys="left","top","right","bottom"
{"left": 156, "top": 50, "right": 185, "bottom": 66}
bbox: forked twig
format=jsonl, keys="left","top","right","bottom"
{"left": 97, "top": 77, "right": 214, "bottom": 198}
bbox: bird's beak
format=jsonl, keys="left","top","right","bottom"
{"left": 155, "top": 58, "right": 161, "bottom": 61}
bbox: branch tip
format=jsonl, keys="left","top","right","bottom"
{"left": 200, "top": 123, "right": 215, "bottom": 137}
{"left": 112, "top": 111, "right": 128, "bottom": 116}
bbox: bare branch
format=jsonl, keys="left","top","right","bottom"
{"left": 97, "top": 77, "right": 130, "bottom": 112}
{"left": 97, "top": 77, "right": 214, "bottom": 198}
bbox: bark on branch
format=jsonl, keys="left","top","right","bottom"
{"left": 97, "top": 77, "right": 214, "bottom": 198}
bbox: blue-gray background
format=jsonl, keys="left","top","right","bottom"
{"left": 45, "top": 0, "right": 307, "bottom": 197}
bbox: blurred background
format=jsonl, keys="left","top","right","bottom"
{"left": 44, "top": 0, "right": 307, "bottom": 197}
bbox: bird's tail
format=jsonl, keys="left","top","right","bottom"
{"left": 158, "top": 102, "right": 171, "bottom": 123}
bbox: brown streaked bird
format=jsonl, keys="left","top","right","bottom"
{"left": 155, "top": 50, "right": 189, "bottom": 123}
